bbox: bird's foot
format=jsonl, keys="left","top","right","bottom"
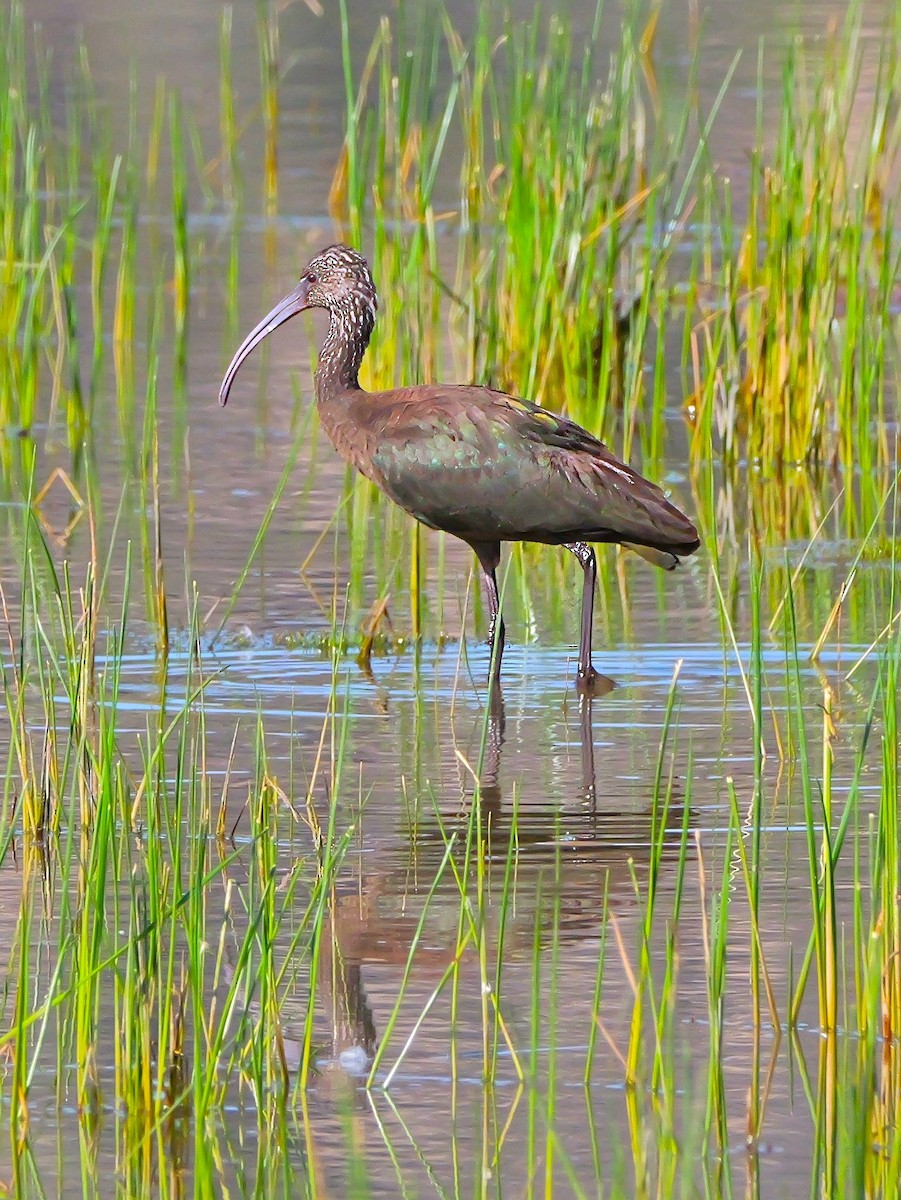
{"left": 576, "top": 666, "right": 599, "bottom": 696}
{"left": 576, "top": 666, "right": 616, "bottom": 698}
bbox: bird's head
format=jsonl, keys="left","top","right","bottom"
{"left": 219, "top": 244, "right": 377, "bottom": 406}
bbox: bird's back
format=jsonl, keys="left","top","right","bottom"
{"left": 319, "top": 384, "right": 700, "bottom": 556}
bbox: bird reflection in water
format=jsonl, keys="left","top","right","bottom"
{"left": 475, "top": 675, "right": 616, "bottom": 817}
{"left": 286, "top": 677, "right": 689, "bottom": 1078}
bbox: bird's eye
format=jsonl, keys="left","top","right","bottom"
{"left": 307, "top": 272, "right": 318, "bottom": 285}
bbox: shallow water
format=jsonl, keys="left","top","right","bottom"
{"left": 0, "top": 620, "right": 889, "bottom": 1194}
{"left": 1, "top": 0, "right": 898, "bottom": 1196}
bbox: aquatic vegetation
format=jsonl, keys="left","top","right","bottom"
{"left": 0, "top": 0, "right": 900, "bottom": 1196}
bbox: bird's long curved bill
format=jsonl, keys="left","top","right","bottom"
{"left": 219, "top": 281, "right": 309, "bottom": 406}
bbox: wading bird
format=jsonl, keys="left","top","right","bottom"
{"left": 220, "top": 244, "right": 699, "bottom": 690}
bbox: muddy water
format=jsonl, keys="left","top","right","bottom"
{"left": 1, "top": 1, "right": 896, "bottom": 1196}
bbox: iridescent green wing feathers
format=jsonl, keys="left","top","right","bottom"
{"left": 364, "top": 387, "right": 699, "bottom": 553}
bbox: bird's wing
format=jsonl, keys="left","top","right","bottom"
{"left": 362, "top": 387, "right": 699, "bottom": 552}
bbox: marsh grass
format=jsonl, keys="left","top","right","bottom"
{"left": 688, "top": 16, "right": 901, "bottom": 470}
{"left": 2, "top": 0, "right": 901, "bottom": 1195}
{"left": 0, "top": 530, "right": 361, "bottom": 1185}
{"left": 317, "top": 0, "right": 901, "bottom": 652}
{"left": 330, "top": 0, "right": 901, "bottom": 477}
{"left": 1, "top": 546, "right": 900, "bottom": 1192}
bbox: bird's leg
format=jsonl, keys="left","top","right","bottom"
{"left": 470, "top": 542, "right": 505, "bottom": 687}
{"left": 564, "top": 541, "right": 598, "bottom": 691}
{"left": 483, "top": 566, "right": 506, "bottom": 688}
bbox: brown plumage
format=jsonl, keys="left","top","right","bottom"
{"left": 220, "top": 244, "right": 700, "bottom": 690}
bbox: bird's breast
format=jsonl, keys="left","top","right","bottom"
{"left": 316, "top": 396, "right": 383, "bottom": 484}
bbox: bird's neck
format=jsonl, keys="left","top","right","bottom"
{"left": 314, "top": 297, "right": 375, "bottom": 400}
